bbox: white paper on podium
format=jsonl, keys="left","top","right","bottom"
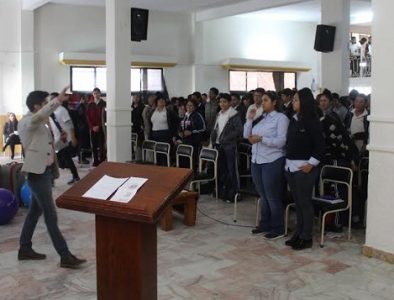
{"left": 110, "top": 177, "right": 148, "bottom": 203}
{"left": 82, "top": 175, "right": 130, "bottom": 200}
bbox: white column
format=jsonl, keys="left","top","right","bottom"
{"left": 364, "top": 0, "right": 394, "bottom": 255}
{"left": 105, "top": 0, "right": 132, "bottom": 162}
{"left": 320, "top": 0, "right": 350, "bottom": 95}
{"left": 21, "top": 10, "right": 35, "bottom": 114}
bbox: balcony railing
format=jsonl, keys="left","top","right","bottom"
{"left": 350, "top": 55, "right": 371, "bottom": 78}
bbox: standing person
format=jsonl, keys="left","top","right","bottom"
{"left": 280, "top": 88, "right": 294, "bottom": 120}
{"left": 332, "top": 93, "right": 348, "bottom": 123}
{"left": 149, "top": 94, "right": 179, "bottom": 166}
{"left": 142, "top": 93, "right": 157, "bottom": 140}
{"left": 191, "top": 91, "right": 205, "bottom": 118}
{"left": 86, "top": 87, "right": 106, "bottom": 166}
{"left": 285, "top": 88, "right": 325, "bottom": 250}
{"left": 231, "top": 93, "right": 247, "bottom": 124}
{"left": 176, "top": 99, "right": 206, "bottom": 169}
{"left": 2, "top": 112, "right": 22, "bottom": 159}
{"left": 49, "top": 92, "right": 80, "bottom": 184}
{"left": 75, "top": 95, "right": 91, "bottom": 164}
{"left": 246, "top": 88, "right": 265, "bottom": 121}
{"left": 205, "top": 87, "right": 220, "bottom": 136}
{"left": 17, "top": 87, "right": 86, "bottom": 268}
{"left": 211, "top": 93, "right": 243, "bottom": 202}
{"left": 344, "top": 93, "right": 369, "bottom": 156}
{"left": 131, "top": 93, "right": 145, "bottom": 160}
{"left": 244, "top": 91, "right": 289, "bottom": 239}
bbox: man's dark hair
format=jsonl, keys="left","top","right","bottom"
{"left": 93, "top": 87, "right": 101, "bottom": 93}
{"left": 230, "top": 93, "right": 240, "bottom": 100}
{"left": 50, "top": 92, "right": 59, "bottom": 98}
{"left": 202, "top": 93, "right": 207, "bottom": 97}
{"left": 322, "top": 88, "right": 333, "bottom": 102}
{"left": 254, "top": 88, "right": 266, "bottom": 95}
{"left": 219, "top": 93, "right": 231, "bottom": 102}
{"left": 192, "top": 91, "right": 202, "bottom": 99}
{"left": 26, "top": 91, "right": 49, "bottom": 112}
{"left": 280, "top": 88, "right": 293, "bottom": 97}
{"left": 209, "top": 87, "right": 219, "bottom": 96}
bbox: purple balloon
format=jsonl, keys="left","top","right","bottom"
{"left": 0, "top": 188, "right": 18, "bottom": 225}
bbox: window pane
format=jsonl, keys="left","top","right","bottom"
{"left": 72, "top": 67, "right": 95, "bottom": 92}
{"left": 247, "top": 72, "right": 258, "bottom": 91}
{"left": 284, "top": 73, "right": 296, "bottom": 89}
{"left": 147, "top": 69, "right": 163, "bottom": 91}
{"left": 257, "top": 72, "right": 275, "bottom": 91}
{"left": 96, "top": 67, "right": 107, "bottom": 92}
{"left": 131, "top": 68, "right": 141, "bottom": 92}
{"left": 229, "top": 71, "right": 246, "bottom": 91}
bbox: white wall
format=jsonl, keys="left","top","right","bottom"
{"left": 0, "top": 0, "right": 23, "bottom": 114}
{"left": 194, "top": 15, "right": 320, "bottom": 93}
{"left": 364, "top": 0, "right": 394, "bottom": 255}
{"left": 34, "top": 3, "right": 194, "bottom": 97}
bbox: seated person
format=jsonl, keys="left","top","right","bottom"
{"left": 3, "top": 112, "right": 22, "bottom": 159}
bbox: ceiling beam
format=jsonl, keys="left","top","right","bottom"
{"left": 196, "top": 0, "right": 309, "bottom": 22}
{"left": 22, "top": 0, "right": 50, "bottom": 10}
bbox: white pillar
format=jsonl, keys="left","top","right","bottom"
{"left": 364, "top": 0, "right": 394, "bottom": 256}
{"left": 105, "top": 0, "right": 132, "bottom": 162}
{"left": 21, "top": 10, "right": 35, "bottom": 114}
{"left": 320, "top": 0, "right": 350, "bottom": 95}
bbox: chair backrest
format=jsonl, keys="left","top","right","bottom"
{"left": 142, "top": 140, "right": 156, "bottom": 162}
{"left": 154, "top": 142, "right": 170, "bottom": 166}
{"left": 319, "top": 165, "right": 353, "bottom": 207}
{"left": 176, "top": 144, "right": 193, "bottom": 168}
{"left": 320, "top": 165, "right": 353, "bottom": 185}
{"left": 199, "top": 147, "right": 218, "bottom": 164}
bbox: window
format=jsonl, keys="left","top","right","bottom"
{"left": 229, "top": 70, "right": 296, "bottom": 92}
{"left": 70, "top": 66, "right": 163, "bottom": 93}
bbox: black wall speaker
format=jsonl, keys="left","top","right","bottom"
{"left": 131, "top": 8, "right": 149, "bottom": 42}
{"left": 314, "top": 25, "right": 336, "bottom": 52}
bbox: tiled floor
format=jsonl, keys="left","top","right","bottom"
{"left": 1, "top": 157, "right": 394, "bottom": 299}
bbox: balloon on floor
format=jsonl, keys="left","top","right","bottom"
{"left": 20, "top": 182, "right": 32, "bottom": 208}
{"left": 0, "top": 188, "right": 18, "bottom": 225}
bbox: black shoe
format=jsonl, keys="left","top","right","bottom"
{"left": 60, "top": 254, "right": 87, "bottom": 269}
{"left": 67, "top": 177, "right": 80, "bottom": 185}
{"left": 292, "top": 238, "right": 313, "bottom": 250}
{"left": 264, "top": 232, "right": 285, "bottom": 240}
{"left": 251, "top": 227, "right": 268, "bottom": 235}
{"left": 18, "top": 249, "right": 47, "bottom": 260}
{"left": 285, "top": 234, "right": 300, "bottom": 247}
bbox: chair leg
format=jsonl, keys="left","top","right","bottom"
{"left": 348, "top": 209, "right": 352, "bottom": 241}
{"left": 255, "top": 198, "right": 260, "bottom": 227}
{"left": 215, "top": 179, "right": 218, "bottom": 200}
{"left": 233, "top": 193, "right": 239, "bottom": 223}
{"left": 320, "top": 212, "right": 327, "bottom": 248}
{"left": 284, "top": 204, "right": 291, "bottom": 236}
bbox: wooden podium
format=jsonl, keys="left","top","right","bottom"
{"left": 56, "top": 162, "right": 192, "bottom": 300}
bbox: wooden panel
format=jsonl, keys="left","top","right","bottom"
{"left": 96, "top": 215, "right": 157, "bottom": 300}
{"left": 56, "top": 162, "right": 193, "bottom": 224}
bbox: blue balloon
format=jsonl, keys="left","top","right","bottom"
{"left": 0, "top": 188, "right": 18, "bottom": 225}
{"left": 20, "top": 182, "right": 32, "bottom": 208}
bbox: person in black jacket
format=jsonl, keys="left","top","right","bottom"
{"left": 176, "top": 99, "right": 206, "bottom": 169}
{"left": 2, "top": 112, "right": 22, "bottom": 159}
{"left": 149, "top": 94, "right": 179, "bottom": 166}
{"left": 284, "top": 88, "right": 325, "bottom": 250}
{"left": 211, "top": 93, "right": 243, "bottom": 202}
{"left": 280, "top": 88, "right": 294, "bottom": 120}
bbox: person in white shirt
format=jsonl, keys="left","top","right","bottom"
{"left": 245, "top": 88, "right": 265, "bottom": 121}
{"left": 210, "top": 93, "right": 243, "bottom": 202}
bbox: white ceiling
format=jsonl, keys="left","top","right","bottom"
{"left": 23, "top": 0, "right": 372, "bottom": 25}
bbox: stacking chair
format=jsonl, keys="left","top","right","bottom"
{"left": 141, "top": 140, "right": 156, "bottom": 164}
{"left": 312, "top": 165, "right": 353, "bottom": 247}
{"left": 131, "top": 132, "right": 138, "bottom": 161}
{"left": 189, "top": 147, "right": 218, "bottom": 199}
{"left": 285, "top": 165, "right": 353, "bottom": 247}
{"left": 175, "top": 144, "right": 193, "bottom": 169}
{"left": 154, "top": 142, "right": 171, "bottom": 167}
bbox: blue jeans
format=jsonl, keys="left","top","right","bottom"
{"left": 251, "top": 157, "right": 285, "bottom": 234}
{"left": 285, "top": 167, "right": 319, "bottom": 240}
{"left": 19, "top": 167, "right": 70, "bottom": 257}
